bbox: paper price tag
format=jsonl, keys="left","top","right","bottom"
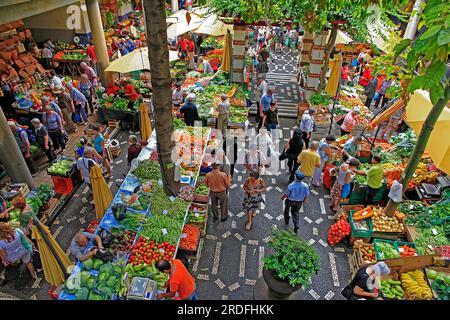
{"left": 409, "top": 205, "right": 414, "bottom": 210}
{"left": 181, "top": 233, "right": 187, "bottom": 239}
{"left": 432, "top": 228, "right": 438, "bottom": 235}
{"left": 169, "top": 196, "right": 176, "bottom": 202}
{"left": 159, "top": 248, "right": 165, "bottom": 254}
{"left": 161, "top": 228, "right": 168, "bottom": 235}
{"left": 162, "top": 210, "right": 168, "bottom": 215}
{"left": 428, "top": 245, "right": 434, "bottom": 250}
{"left": 194, "top": 212, "right": 200, "bottom": 217}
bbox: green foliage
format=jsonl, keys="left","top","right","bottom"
{"left": 264, "top": 228, "right": 320, "bottom": 287}
{"left": 393, "top": 0, "right": 450, "bottom": 104}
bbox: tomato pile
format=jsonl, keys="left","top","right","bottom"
{"left": 128, "top": 237, "right": 176, "bottom": 266}
{"left": 399, "top": 244, "right": 417, "bottom": 257}
{"left": 327, "top": 220, "right": 351, "bottom": 245}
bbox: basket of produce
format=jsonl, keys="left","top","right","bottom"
{"left": 380, "top": 278, "right": 405, "bottom": 300}
{"left": 47, "top": 156, "right": 76, "bottom": 177}
{"left": 188, "top": 203, "right": 208, "bottom": 235}
{"left": 194, "top": 183, "right": 209, "bottom": 203}
{"left": 179, "top": 224, "right": 201, "bottom": 255}
{"left": 354, "top": 241, "right": 376, "bottom": 264}
{"left": 401, "top": 269, "right": 434, "bottom": 300}
{"left": 1, "top": 183, "right": 30, "bottom": 200}
{"left": 396, "top": 241, "right": 418, "bottom": 257}
{"left": 349, "top": 210, "right": 373, "bottom": 238}
{"left": 371, "top": 207, "right": 405, "bottom": 239}
{"left": 425, "top": 268, "right": 450, "bottom": 300}
{"left": 374, "top": 239, "right": 400, "bottom": 260}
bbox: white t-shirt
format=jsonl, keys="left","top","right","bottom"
{"left": 172, "top": 89, "right": 183, "bottom": 105}
{"left": 76, "top": 157, "right": 96, "bottom": 184}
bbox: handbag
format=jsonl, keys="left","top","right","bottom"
{"left": 32, "top": 250, "right": 42, "bottom": 269}
{"left": 18, "top": 229, "right": 33, "bottom": 253}
{"left": 341, "top": 285, "right": 353, "bottom": 300}
{"left": 72, "top": 111, "right": 81, "bottom": 123}
{"left": 279, "top": 148, "right": 288, "bottom": 161}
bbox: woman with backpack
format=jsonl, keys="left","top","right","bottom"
{"left": 284, "top": 128, "right": 304, "bottom": 183}
{"left": 42, "top": 105, "right": 65, "bottom": 154}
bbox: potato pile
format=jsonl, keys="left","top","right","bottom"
{"left": 372, "top": 207, "right": 405, "bottom": 233}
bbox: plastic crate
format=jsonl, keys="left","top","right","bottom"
{"left": 47, "top": 156, "right": 76, "bottom": 177}
{"left": 349, "top": 210, "right": 373, "bottom": 238}
{"left": 51, "top": 175, "right": 74, "bottom": 195}
{"left": 373, "top": 239, "right": 400, "bottom": 261}
{"left": 358, "top": 156, "right": 371, "bottom": 164}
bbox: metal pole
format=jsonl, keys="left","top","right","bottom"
{"left": 328, "top": 51, "right": 343, "bottom": 134}
{"left": 170, "top": 0, "right": 179, "bottom": 13}
{"left": 0, "top": 107, "right": 34, "bottom": 188}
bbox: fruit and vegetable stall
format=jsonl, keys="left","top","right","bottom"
{"left": 59, "top": 126, "right": 212, "bottom": 300}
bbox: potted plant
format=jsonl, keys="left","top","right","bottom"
{"left": 262, "top": 229, "right": 320, "bottom": 299}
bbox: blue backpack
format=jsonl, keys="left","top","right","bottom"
{"left": 17, "top": 128, "right": 36, "bottom": 145}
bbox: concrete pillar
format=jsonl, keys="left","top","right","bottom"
{"left": 0, "top": 109, "right": 33, "bottom": 188}
{"left": 232, "top": 24, "right": 247, "bottom": 84}
{"left": 86, "top": 0, "right": 112, "bottom": 87}
{"left": 171, "top": 0, "right": 179, "bottom": 13}
{"left": 300, "top": 31, "right": 314, "bottom": 66}
{"left": 305, "top": 30, "right": 328, "bottom": 97}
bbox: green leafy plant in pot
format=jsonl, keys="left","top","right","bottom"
{"left": 262, "top": 229, "right": 320, "bottom": 299}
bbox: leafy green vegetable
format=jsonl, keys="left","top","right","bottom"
{"left": 308, "top": 92, "right": 331, "bottom": 106}
{"left": 82, "top": 258, "right": 93, "bottom": 270}
{"left": 75, "top": 287, "right": 89, "bottom": 300}
{"left": 132, "top": 160, "right": 162, "bottom": 182}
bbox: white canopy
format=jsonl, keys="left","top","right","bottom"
{"left": 166, "top": 10, "right": 204, "bottom": 39}
{"left": 335, "top": 30, "right": 353, "bottom": 44}
{"left": 193, "top": 14, "right": 233, "bottom": 36}
{"left": 105, "top": 48, "right": 179, "bottom": 73}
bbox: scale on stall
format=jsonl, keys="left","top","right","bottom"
{"left": 126, "top": 277, "right": 158, "bottom": 300}
{"left": 416, "top": 175, "right": 450, "bottom": 202}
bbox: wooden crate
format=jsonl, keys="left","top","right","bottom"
{"left": 108, "top": 119, "right": 120, "bottom": 128}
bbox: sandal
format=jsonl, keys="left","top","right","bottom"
{"left": 244, "top": 222, "right": 252, "bottom": 231}
{"left": 252, "top": 212, "right": 257, "bottom": 217}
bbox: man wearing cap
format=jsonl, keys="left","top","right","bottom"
{"left": 340, "top": 107, "right": 360, "bottom": 136}
{"left": 217, "top": 94, "right": 230, "bottom": 138}
{"left": 300, "top": 108, "right": 315, "bottom": 149}
{"left": 342, "top": 261, "right": 390, "bottom": 300}
{"left": 281, "top": 170, "right": 310, "bottom": 233}
{"left": 8, "top": 122, "right": 37, "bottom": 176}
{"left": 53, "top": 85, "right": 77, "bottom": 133}
{"left": 180, "top": 94, "right": 200, "bottom": 126}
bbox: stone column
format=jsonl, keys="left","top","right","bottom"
{"left": 86, "top": 0, "right": 112, "bottom": 87}
{"left": 300, "top": 31, "right": 314, "bottom": 66}
{"left": 305, "top": 30, "right": 328, "bottom": 97}
{"left": 0, "top": 109, "right": 33, "bottom": 188}
{"left": 231, "top": 24, "right": 247, "bottom": 84}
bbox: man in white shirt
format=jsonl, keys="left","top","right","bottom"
{"left": 172, "top": 82, "right": 183, "bottom": 108}
{"left": 50, "top": 70, "right": 63, "bottom": 90}
{"left": 217, "top": 94, "right": 230, "bottom": 138}
{"left": 76, "top": 147, "right": 97, "bottom": 191}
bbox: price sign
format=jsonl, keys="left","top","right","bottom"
{"left": 161, "top": 228, "right": 168, "bottom": 235}
{"left": 194, "top": 212, "right": 200, "bottom": 217}
{"left": 432, "top": 228, "right": 438, "bottom": 235}
{"left": 428, "top": 245, "right": 434, "bottom": 250}
{"left": 409, "top": 205, "right": 414, "bottom": 210}
{"left": 169, "top": 196, "right": 176, "bottom": 202}
{"left": 159, "top": 248, "right": 165, "bottom": 254}
{"left": 181, "top": 233, "right": 187, "bottom": 238}
{"left": 162, "top": 210, "right": 168, "bottom": 215}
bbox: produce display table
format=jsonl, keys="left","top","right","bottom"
{"left": 96, "top": 106, "right": 138, "bottom": 130}
{"left": 59, "top": 127, "right": 211, "bottom": 300}
{"left": 56, "top": 59, "right": 84, "bottom": 76}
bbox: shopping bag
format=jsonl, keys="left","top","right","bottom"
{"left": 72, "top": 112, "right": 81, "bottom": 123}
{"left": 278, "top": 148, "right": 288, "bottom": 161}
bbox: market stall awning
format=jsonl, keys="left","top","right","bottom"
{"left": 105, "top": 48, "right": 179, "bottom": 73}
{"left": 405, "top": 90, "right": 450, "bottom": 175}
{"left": 167, "top": 9, "right": 205, "bottom": 38}
{"left": 334, "top": 30, "right": 353, "bottom": 44}
{"left": 193, "top": 14, "right": 234, "bottom": 36}
{"left": 90, "top": 165, "right": 113, "bottom": 220}
{"left": 367, "top": 98, "right": 406, "bottom": 130}
{"left": 325, "top": 51, "right": 341, "bottom": 97}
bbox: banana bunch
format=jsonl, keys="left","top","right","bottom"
{"left": 413, "top": 163, "right": 438, "bottom": 184}
{"left": 401, "top": 270, "right": 433, "bottom": 300}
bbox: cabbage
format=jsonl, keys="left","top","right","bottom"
{"left": 98, "top": 285, "right": 113, "bottom": 299}
{"left": 82, "top": 258, "right": 93, "bottom": 270}
{"left": 98, "top": 272, "right": 110, "bottom": 283}
{"left": 88, "top": 291, "right": 104, "bottom": 300}
{"left": 75, "top": 287, "right": 89, "bottom": 300}
{"left": 86, "top": 278, "right": 96, "bottom": 290}
{"left": 92, "top": 259, "right": 104, "bottom": 270}
{"left": 99, "top": 263, "right": 113, "bottom": 274}
{"left": 80, "top": 271, "right": 91, "bottom": 287}
{"left": 106, "top": 275, "right": 118, "bottom": 288}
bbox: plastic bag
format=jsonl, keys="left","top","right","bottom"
{"left": 388, "top": 180, "right": 403, "bottom": 202}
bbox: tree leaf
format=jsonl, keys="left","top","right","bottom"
{"left": 393, "top": 39, "right": 411, "bottom": 59}
{"left": 429, "top": 85, "right": 445, "bottom": 105}
{"left": 446, "top": 15, "right": 450, "bottom": 29}
{"left": 407, "top": 76, "right": 424, "bottom": 93}
{"left": 420, "top": 25, "right": 442, "bottom": 40}
{"left": 437, "top": 28, "right": 450, "bottom": 46}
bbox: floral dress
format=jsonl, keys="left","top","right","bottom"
{"left": 242, "top": 178, "right": 265, "bottom": 213}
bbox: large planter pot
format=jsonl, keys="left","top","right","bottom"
{"left": 259, "top": 268, "right": 302, "bottom": 300}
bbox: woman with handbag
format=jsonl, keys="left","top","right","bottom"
{"left": 0, "top": 222, "right": 37, "bottom": 280}
{"left": 242, "top": 170, "right": 266, "bottom": 231}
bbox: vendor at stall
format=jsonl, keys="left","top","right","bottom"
{"left": 123, "top": 82, "right": 140, "bottom": 104}
{"left": 342, "top": 261, "right": 390, "bottom": 300}
{"left": 127, "top": 135, "right": 148, "bottom": 166}
{"left": 340, "top": 107, "right": 360, "bottom": 136}
{"left": 172, "top": 82, "right": 183, "bottom": 108}
{"left": 342, "top": 136, "right": 362, "bottom": 160}
{"left": 49, "top": 70, "right": 63, "bottom": 90}
{"left": 69, "top": 232, "right": 104, "bottom": 262}
{"left": 0, "top": 195, "right": 14, "bottom": 222}
{"left": 352, "top": 155, "right": 384, "bottom": 206}
{"left": 156, "top": 259, "right": 198, "bottom": 300}
{"left": 198, "top": 57, "right": 214, "bottom": 74}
